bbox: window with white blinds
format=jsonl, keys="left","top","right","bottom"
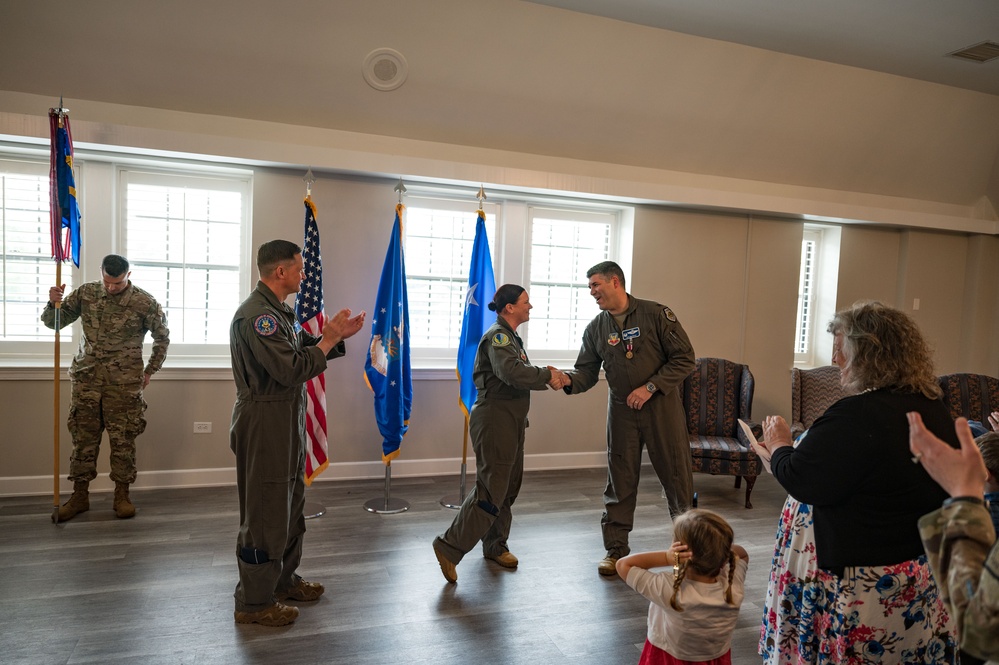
{"left": 0, "top": 160, "right": 74, "bottom": 341}
{"left": 527, "top": 208, "right": 612, "bottom": 350}
{"left": 402, "top": 195, "right": 622, "bottom": 362}
{"left": 794, "top": 229, "right": 819, "bottom": 362}
{"left": 404, "top": 198, "right": 498, "bottom": 349}
{"left": 121, "top": 169, "right": 248, "bottom": 345}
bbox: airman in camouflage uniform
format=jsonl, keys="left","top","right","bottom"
{"left": 41, "top": 254, "right": 169, "bottom": 521}
{"left": 919, "top": 501, "right": 999, "bottom": 662}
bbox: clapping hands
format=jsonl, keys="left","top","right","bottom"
{"left": 318, "top": 308, "right": 366, "bottom": 354}
{"left": 762, "top": 415, "right": 793, "bottom": 454}
{"left": 326, "top": 308, "right": 366, "bottom": 341}
{"left": 547, "top": 366, "right": 570, "bottom": 390}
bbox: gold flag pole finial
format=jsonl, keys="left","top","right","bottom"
{"left": 477, "top": 185, "right": 487, "bottom": 209}
{"left": 394, "top": 178, "right": 407, "bottom": 203}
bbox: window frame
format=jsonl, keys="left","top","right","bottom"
{"left": 523, "top": 204, "right": 619, "bottom": 362}
{"left": 0, "top": 155, "right": 80, "bottom": 360}
{"left": 0, "top": 142, "right": 253, "bottom": 369}
{"left": 117, "top": 165, "right": 252, "bottom": 363}
{"left": 401, "top": 187, "right": 630, "bottom": 368}
{"left": 793, "top": 223, "right": 840, "bottom": 368}
{"left": 403, "top": 195, "right": 501, "bottom": 366}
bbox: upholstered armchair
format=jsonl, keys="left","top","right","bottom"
{"left": 682, "top": 357, "right": 763, "bottom": 508}
{"left": 790, "top": 365, "right": 847, "bottom": 439}
{"left": 937, "top": 373, "right": 999, "bottom": 425}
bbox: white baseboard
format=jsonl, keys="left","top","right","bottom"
{"left": 0, "top": 451, "right": 610, "bottom": 497}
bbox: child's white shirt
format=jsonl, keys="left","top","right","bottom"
{"left": 625, "top": 557, "right": 749, "bottom": 661}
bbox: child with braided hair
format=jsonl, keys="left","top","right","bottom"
{"left": 616, "top": 509, "right": 749, "bottom": 665}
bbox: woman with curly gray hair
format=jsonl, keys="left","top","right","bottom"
{"left": 759, "top": 301, "right": 960, "bottom": 665}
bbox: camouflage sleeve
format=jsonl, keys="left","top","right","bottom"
{"left": 143, "top": 299, "right": 170, "bottom": 375}
{"left": 918, "top": 502, "right": 999, "bottom": 660}
{"left": 40, "top": 285, "right": 83, "bottom": 329}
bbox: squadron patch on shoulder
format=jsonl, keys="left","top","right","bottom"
{"left": 253, "top": 314, "right": 279, "bottom": 336}
{"left": 491, "top": 332, "right": 512, "bottom": 347}
{"left": 662, "top": 307, "right": 677, "bottom": 322}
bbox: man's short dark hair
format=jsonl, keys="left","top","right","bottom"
{"left": 586, "top": 261, "right": 626, "bottom": 289}
{"left": 257, "top": 240, "right": 301, "bottom": 276}
{"left": 101, "top": 254, "right": 130, "bottom": 277}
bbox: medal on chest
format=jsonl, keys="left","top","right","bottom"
{"left": 622, "top": 327, "right": 640, "bottom": 359}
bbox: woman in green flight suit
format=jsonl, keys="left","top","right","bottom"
{"left": 432, "top": 284, "right": 563, "bottom": 583}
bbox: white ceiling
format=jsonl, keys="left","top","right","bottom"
{"left": 526, "top": 0, "right": 999, "bottom": 96}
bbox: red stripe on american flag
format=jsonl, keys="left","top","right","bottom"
{"left": 302, "top": 313, "right": 328, "bottom": 485}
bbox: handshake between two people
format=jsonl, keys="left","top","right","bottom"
{"left": 546, "top": 366, "right": 571, "bottom": 391}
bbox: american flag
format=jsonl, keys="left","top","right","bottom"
{"left": 295, "top": 197, "right": 329, "bottom": 485}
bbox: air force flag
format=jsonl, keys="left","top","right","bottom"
{"left": 363, "top": 203, "right": 413, "bottom": 463}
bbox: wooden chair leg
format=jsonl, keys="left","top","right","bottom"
{"left": 733, "top": 476, "right": 742, "bottom": 489}
{"left": 744, "top": 474, "right": 757, "bottom": 509}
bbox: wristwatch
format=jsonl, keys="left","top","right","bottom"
{"left": 645, "top": 382, "right": 657, "bottom": 394}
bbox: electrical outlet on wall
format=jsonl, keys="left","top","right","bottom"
{"left": 193, "top": 422, "right": 212, "bottom": 434}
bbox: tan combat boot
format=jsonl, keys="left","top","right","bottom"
{"left": 113, "top": 481, "right": 136, "bottom": 519}
{"left": 57, "top": 480, "right": 90, "bottom": 522}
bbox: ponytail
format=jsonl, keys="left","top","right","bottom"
{"left": 669, "top": 559, "right": 688, "bottom": 612}
{"left": 724, "top": 549, "right": 736, "bottom": 605}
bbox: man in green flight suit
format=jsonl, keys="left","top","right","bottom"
{"left": 561, "top": 261, "right": 695, "bottom": 577}
{"left": 229, "top": 239, "right": 365, "bottom": 627}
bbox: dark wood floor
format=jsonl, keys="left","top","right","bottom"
{"left": 1, "top": 468, "right": 789, "bottom": 665}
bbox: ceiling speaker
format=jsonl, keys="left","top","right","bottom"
{"left": 363, "top": 48, "right": 408, "bottom": 91}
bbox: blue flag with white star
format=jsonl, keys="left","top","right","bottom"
{"left": 456, "top": 210, "right": 495, "bottom": 419}
{"left": 363, "top": 203, "right": 413, "bottom": 463}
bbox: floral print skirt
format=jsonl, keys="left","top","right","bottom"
{"left": 758, "top": 496, "right": 958, "bottom": 665}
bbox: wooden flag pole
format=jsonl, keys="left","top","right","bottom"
{"left": 51, "top": 261, "right": 62, "bottom": 523}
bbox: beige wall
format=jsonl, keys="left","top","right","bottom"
{"left": 961, "top": 235, "right": 999, "bottom": 372}
{"left": 837, "top": 227, "right": 902, "bottom": 308}
{"left": 3, "top": 173, "right": 998, "bottom": 496}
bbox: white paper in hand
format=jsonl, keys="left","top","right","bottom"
{"left": 738, "top": 418, "right": 773, "bottom": 475}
